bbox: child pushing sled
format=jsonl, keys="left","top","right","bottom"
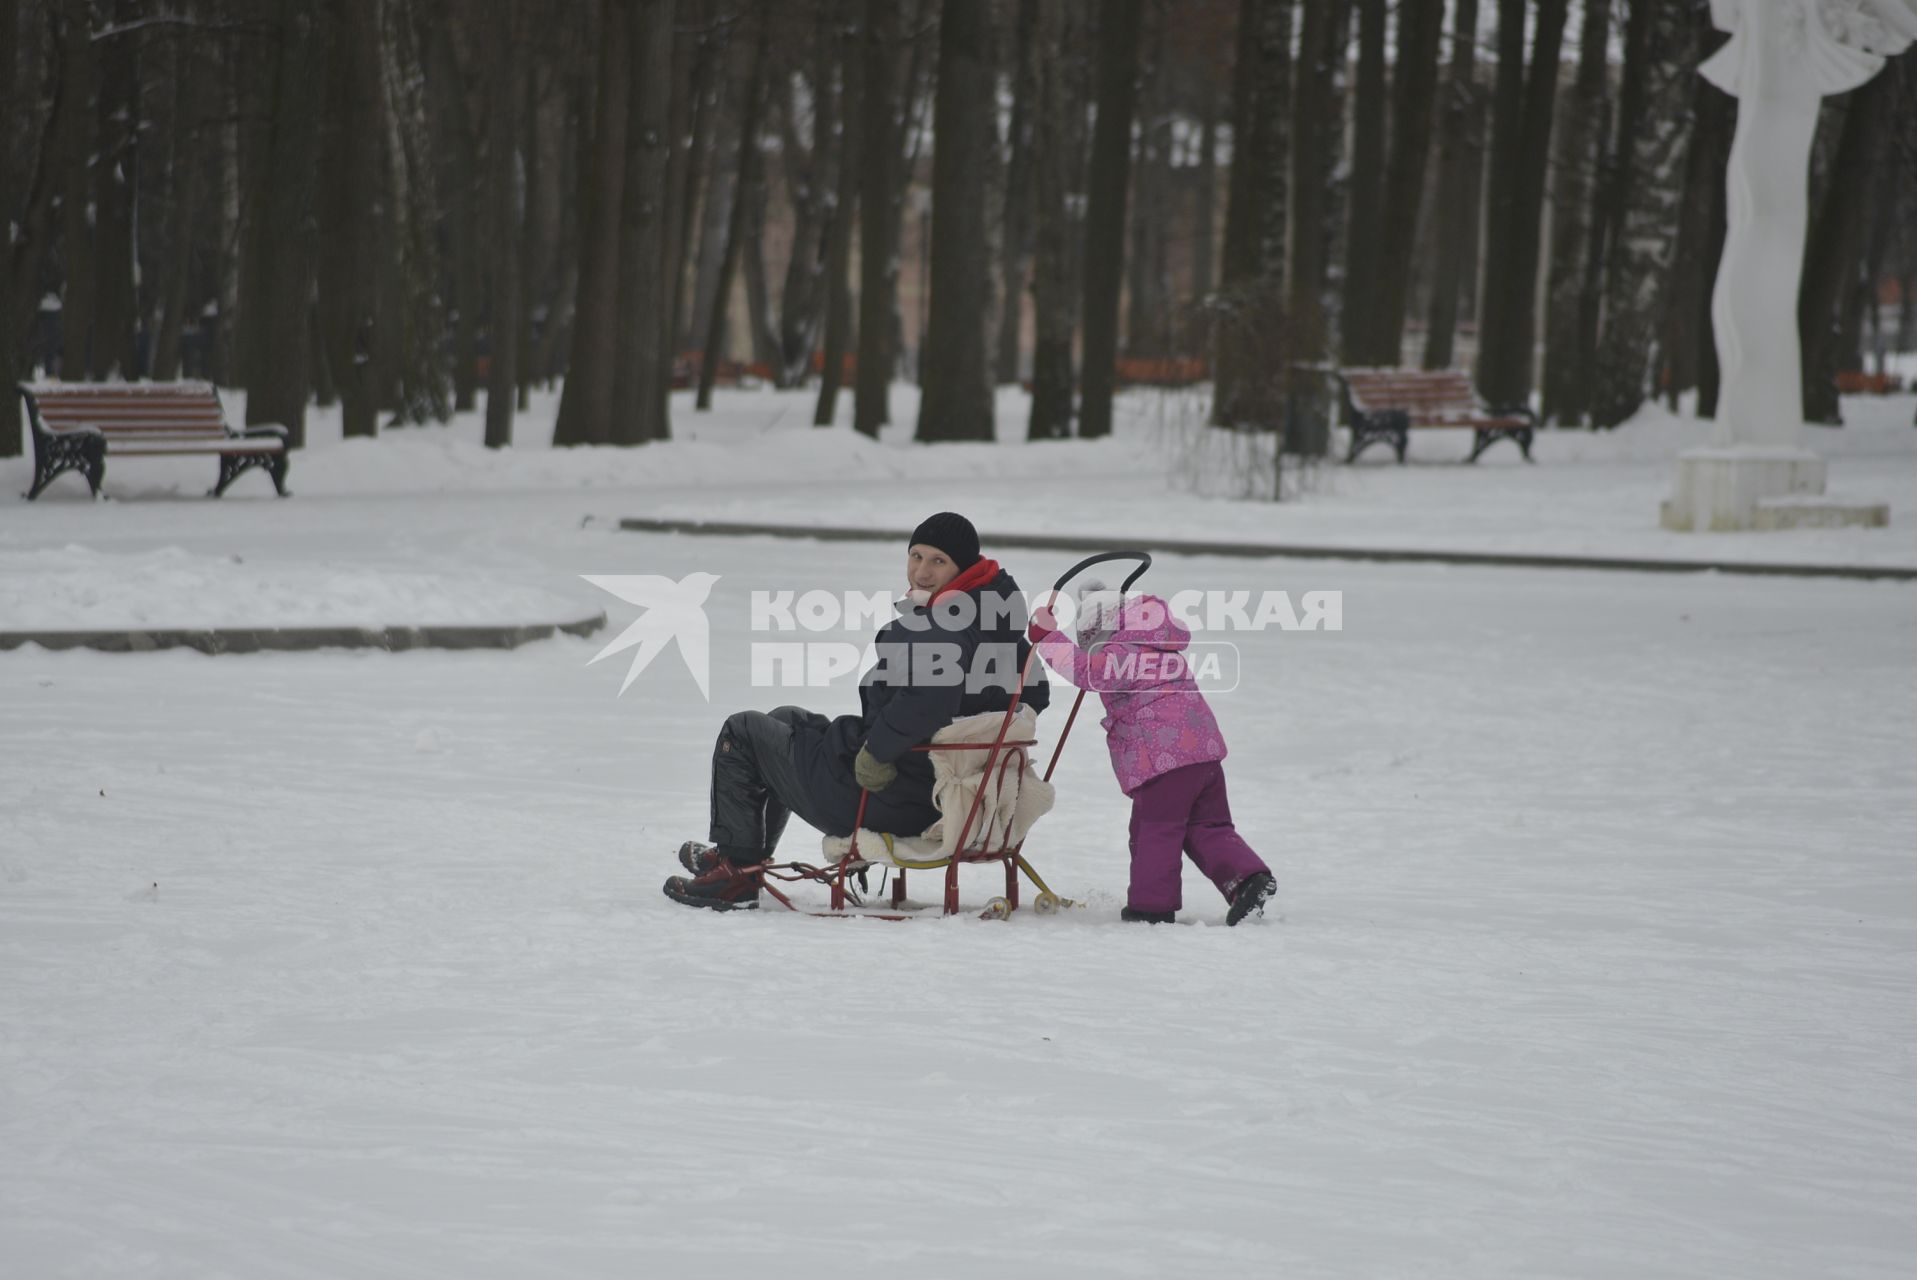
{"left": 1028, "top": 580, "right": 1276, "bottom": 926}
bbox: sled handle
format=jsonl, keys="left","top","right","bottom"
{"left": 1050, "top": 550, "right": 1151, "bottom": 595}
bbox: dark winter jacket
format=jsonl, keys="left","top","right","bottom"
{"left": 791, "top": 559, "right": 1050, "bottom": 837}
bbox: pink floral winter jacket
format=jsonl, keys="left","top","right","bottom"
{"left": 1034, "top": 594, "right": 1227, "bottom": 796}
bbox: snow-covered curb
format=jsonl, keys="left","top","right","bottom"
{"left": 0, "top": 614, "right": 604, "bottom": 655}
{"left": 0, "top": 547, "right": 606, "bottom": 639}
{"left": 618, "top": 516, "right": 1917, "bottom": 581}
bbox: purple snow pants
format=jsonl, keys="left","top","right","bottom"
{"left": 1127, "top": 760, "right": 1269, "bottom": 913}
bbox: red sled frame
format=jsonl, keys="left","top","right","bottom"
{"left": 753, "top": 551, "right": 1153, "bottom": 920}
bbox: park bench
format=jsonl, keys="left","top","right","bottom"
{"left": 1834, "top": 370, "right": 1905, "bottom": 395}
{"left": 1333, "top": 367, "right": 1536, "bottom": 464}
{"left": 1116, "top": 355, "right": 1209, "bottom": 387}
{"left": 17, "top": 381, "right": 289, "bottom": 500}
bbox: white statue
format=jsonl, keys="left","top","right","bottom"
{"left": 1662, "top": 0, "right": 1915, "bottom": 530}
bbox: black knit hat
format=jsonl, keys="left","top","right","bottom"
{"left": 908, "top": 511, "right": 980, "bottom": 569}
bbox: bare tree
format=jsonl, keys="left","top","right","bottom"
{"left": 1214, "top": 0, "right": 1292, "bottom": 427}
{"left": 241, "top": 0, "right": 328, "bottom": 444}
{"left": 609, "top": 0, "right": 676, "bottom": 443}
{"left": 1289, "top": 0, "right": 1348, "bottom": 371}
{"left": 2, "top": 0, "right": 65, "bottom": 455}
{"left": 1422, "top": 0, "right": 1479, "bottom": 370}
{"left": 917, "top": 0, "right": 997, "bottom": 441}
{"left": 55, "top": 0, "right": 95, "bottom": 380}
{"left": 319, "top": 0, "right": 384, "bottom": 438}
{"left": 1474, "top": 0, "right": 1567, "bottom": 412}
{"left": 814, "top": 0, "right": 861, "bottom": 426}
{"left": 1364, "top": 0, "right": 1443, "bottom": 366}
{"left": 1028, "top": 0, "right": 1089, "bottom": 440}
{"left": 1339, "top": 0, "right": 1384, "bottom": 364}
{"left": 554, "top": 0, "right": 630, "bottom": 446}
{"left": 1124, "top": 0, "right": 1172, "bottom": 359}
{"left": 483, "top": 0, "right": 523, "bottom": 448}
{"left": 853, "top": 0, "right": 897, "bottom": 438}
{"left": 994, "top": 0, "right": 1040, "bottom": 384}
{"left": 90, "top": 4, "right": 139, "bottom": 379}
{"left": 697, "top": 7, "right": 769, "bottom": 409}
{"left": 1800, "top": 78, "right": 1890, "bottom": 425}
{"left": 1539, "top": 0, "right": 1611, "bottom": 422}
{"left": 1077, "top": 0, "right": 1145, "bottom": 439}
{"left": 1589, "top": 0, "right": 1696, "bottom": 429}
{"left": 151, "top": 9, "right": 213, "bottom": 384}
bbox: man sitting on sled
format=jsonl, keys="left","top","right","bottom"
{"left": 664, "top": 512, "right": 1050, "bottom": 911}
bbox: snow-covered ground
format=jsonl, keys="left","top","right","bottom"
{"left": 3, "top": 382, "right": 1916, "bottom": 1276}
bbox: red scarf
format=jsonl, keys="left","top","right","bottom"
{"left": 928, "top": 557, "right": 1001, "bottom": 606}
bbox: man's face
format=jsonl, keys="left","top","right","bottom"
{"left": 906, "top": 544, "right": 962, "bottom": 594}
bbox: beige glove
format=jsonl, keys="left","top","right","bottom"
{"left": 854, "top": 745, "right": 898, "bottom": 792}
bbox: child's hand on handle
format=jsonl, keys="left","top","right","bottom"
{"left": 1028, "top": 591, "right": 1063, "bottom": 643}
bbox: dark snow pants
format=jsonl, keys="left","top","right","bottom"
{"left": 709, "top": 706, "right": 836, "bottom": 866}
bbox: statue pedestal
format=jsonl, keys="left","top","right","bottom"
{"left": 1751, "top": 494, "right": 1891, "bottom": 530}
{"left": 1659, "top": 445, "right": 1828, "bottom": 531}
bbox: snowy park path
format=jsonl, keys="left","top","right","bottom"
{"left": 5, "top": 501, "right": 1915, "bottom": 1277}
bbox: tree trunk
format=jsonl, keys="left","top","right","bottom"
{"left": 1028, "top": 0, "right": 1088, "bottom": 441}
{"left": 774, "top": 26, "right": 831, "bottom": 388}
{"left": 815, "top": 0, "right": 863, "bottom": 426}
{"left": 153, "top": 16, "right": 209, "bottom": 383}
{"left": 57, "top": 0, "right": 96, "bottom": 380}
{"left": 1475, "top": 0, "right": 1566, "bottom": 409}
{"left": 669, "top": 10, "right": 718, "bottom": 352}
{"left": 1800, "top": 81, "right": 1887, "bottom": 426}
{"left": 697, "top": 11, "right": 770, "bottom": 409}
{"left": 854, "top": 0, "right": 898, "bottom": 438}
{"left": 1077, "top": 0, "right": 1144, "bottom": 439}
{"left": 1695, "top": 95, "right": 1729, "bottom": 420}
{"left": 889, "top": 5, "right": 935, "bottom": 400}
{"left": 609, "top": 0, "right": 676, "bottom": 444}
{"left": 1422, "top": 0, "right": 1477, "bottom": 370}
{"left": 1289, "top": 0, "right": 1346, "bottom": 370}
{"left": 483, "top": 0, "right": 522, "bottom": 449}
{"left": 1124, "top": 0, "right": 1171, "bottom": 360}
{"left": 1472, "top": 0, "right": 1526, "bottom": 403}
{"left": 553, "top": 0, "right": 630, "bottom": 446}
{"left": 2, "top": 0, "right": 66, "bottom": 455}
{"left": 1191, "top": 71, "right": 1219, "bottom": 314}
{"left": 1365, "top": 0, "right": 1444, "bottom": 367}
{"left": 376, "top": 0, "right": 450, "bottom": 425}
{"left": 1660, "top": 18, "right": 1733, "bottom": 417}
{"left": 243, "top": 0, "right": 327, "bottom": 443}
{"left": 515, "top": 56, "right": 542, "bottom": 412}
{"left": 1213, "top": 0, "right": 1292, "bottom": 425}
{"left": 916, "top": 0, "right": 996, "bottom": 441}
{"left": 1589, "top": 0, "right": 1695, "bottom": 430}
{"left": 89, "top": 6, "right": 139, "bottom": 379}
{"left": 994, "top": 0, "right": 1040, "bottom": 384}
{"left": 318, "top": 0, "right": 383, "bottom": 439}
{"left": 687, "top": 58, "right": 737, "bottom": 359}
{"left": 740, "top": 149, "right": 782, "bottom": 375}
{"left": 1538, "top": 0, "right": 1610, "bottom": 421}
{"left": 1339, "top": 0, "right": 1386, "bottom": 364}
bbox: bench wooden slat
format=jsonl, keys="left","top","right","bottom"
{"left": 108, "top": 433, "right": 285, "bottom": 449}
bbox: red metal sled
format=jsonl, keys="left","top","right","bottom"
{"left": 754, "top": 551, "right": 1153, "bottom": 919}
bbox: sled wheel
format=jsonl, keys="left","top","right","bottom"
{"left": 980, "top": 896, "right": 1012, "bottom": 921}
{"left": 1032, "top": 890, "right": 1061, "bottom": 916}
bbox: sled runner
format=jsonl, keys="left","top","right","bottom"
{"left": 754, "top": 551, "right": 1154, "bottom": 920}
